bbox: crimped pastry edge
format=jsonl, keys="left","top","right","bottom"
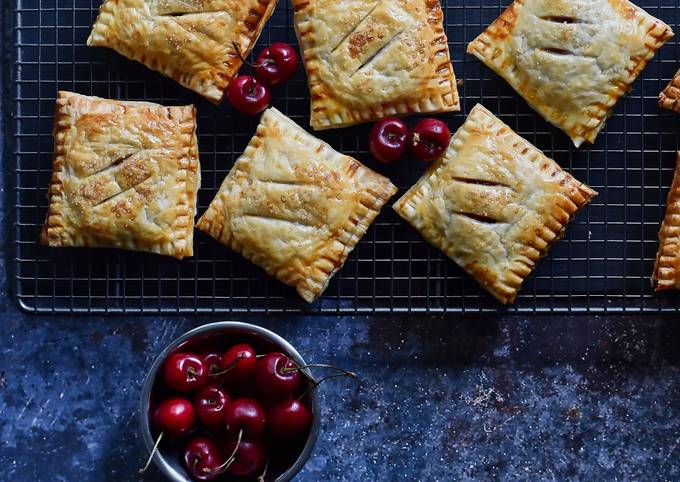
{"left": 393, "top": 104, "right": 597, "bottom": 304}
{"left": 467, "top": 0, "right": 674, "bottom": 147}
{"left": 196, "top": 107, "right": 397, "bottom": 302}
{"left": 40, "top": 91, "right": 200, "bottom": 259}
{"left": 292, "top": 0, "right": 460, "bottom": 131}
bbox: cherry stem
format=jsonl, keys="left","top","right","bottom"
{"left": 225, "top": 427, "right": 243, "bottom": 467}
{"left": 204, "top": 428, "right": 243, "bottom": 475}
{"left": 232, "top": 41, "right": 274, "bottom": 69}
{"left": 257, "top": 459, "right": 269, "bottom": 482}
{"left": 206, "top": 354, "right": 244, "bottom": 377}
{"left": 298, "top": 371, "right": 358, "bottom": 401}
{"left": 138, "top": 431, "right": 164, "bottom": 475}
{"left": 282, "top": 363, "right": 356, "bottom": 379}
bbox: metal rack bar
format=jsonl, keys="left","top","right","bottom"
{"left": 10, "top": 0, "right": 680, "bottom": 314}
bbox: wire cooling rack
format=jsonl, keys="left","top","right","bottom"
{"left": 7, "top": 0, "right": 680, "bottom": 314}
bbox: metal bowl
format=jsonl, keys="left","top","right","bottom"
{"left": 139, "top": 321, "right": 320, "bottom": 482}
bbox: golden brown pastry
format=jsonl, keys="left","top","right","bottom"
{"left": 196, "top": 107, "right": 397, "bottom": 302}
{"left": 653, "top": 152, "right": 680, "bottom": 291}
{"left": 393, "top": 104, "right": 597, "bottom": 304}
{"left": 292, "top": 0, "right": 460, "bottom": 131}
{"left": 87, "top": 0, "right": 278, "bottom": 103}
{"left": 467, "top": 0, "right": 673, "bottom": 147}
{"left": 659, "top": 68, "right": 680, "bottom": 113}
{"left": 41, "top": 91, "right": 200, "bottom": 259}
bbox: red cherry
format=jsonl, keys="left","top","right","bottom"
{"left": 224, "top": 436, "right": 267, "bottom": 478}
{"left": 163, "top": 353, "right": 206, "bottom": 393}
{"left": 267, "top": 398, "right": 312, "bottom": 438}
{"left": 220, "top": 343, "right": 257, "bottom": 385}
{"left": 140, "top": 397, "right": 196, "bottom": 475}
{"left": 183, "top": 437, "right": 225, "bottom": 481}
{"left": 153, "top": 397, "right": 195, "bottom": 437}
{"left": 411, "top": 118, "right": 451, "bottom": 162}
{"left": 200, "top": 352, "right": 222, "bottom": 377}
{"left": 194, "top": 385, "right": 230, "bottom": 429}
{"left": 227, "top": 75, "right": 270, "bottom": 115}
{"left": 224, "top": 398, "right": 266, "bottom": 437}
{"left": 255, "top": 353, "right": 301, "bottom": 399}
{"left": 369, "top": 118, "right": 411, "bottom": 164}
{"left": 255, "top": 42, "right": 298, "bottom": 86}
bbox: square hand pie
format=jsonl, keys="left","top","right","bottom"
{"left": 653, "top": 152, "right": 680, "bottom": 291}
{"left": 87, "top": 0, "right": 278, "bottom": 103}
{"left": 292, "top": 0, "right": 460, "bottom": 131}
{"left": 196, "top": 107, "right": 397, "bottom": 302}
{"left": 467, "top": 0, "right": 673, "bottom": 147}
{"left": 659, "top": 68, "right": 680, "bottom": 113}
{"left": 41, "top": 91, "right": 200, "bottom": 259}
{"left": 393, "top": 104, "right": 597, "bottom": 304}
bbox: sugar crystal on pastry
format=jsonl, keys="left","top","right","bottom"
{"left": 196, "top": 107, "right": 397, "bottom": 302}
{"left": 393, "top": 104, "right": 597, "bottom": 304}
{"left": 293, "top": 0, "right": 460, "bottom": 130}
{"left": 468, "top": 0, "right": 673, "bottom": 147}
{"left": 41, "top": 91, "right": 200, "bottom": 259}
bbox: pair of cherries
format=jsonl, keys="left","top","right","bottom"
{"left": 143, "top": 343, "right": 355, "bottom": 481}
{"left": 227, "top": 42, "right": 298, "bottom": 116}
{"left": 369, "top": 117, "right": 452, "bottom": 164}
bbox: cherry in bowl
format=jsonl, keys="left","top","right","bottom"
{"left": 194, "top": 385, "right": 230, "bottom": 429}
{"left": 154, "top": 397, "right": 196, "bottom": 437}
{"left": 200, "top": 352, "right": 222, "bottom": 378}
{"left": 224, "top": 397, "right": 267, "bottom": 437}
{"left": 184, "top": 437, "right": 225, "bottom": 481}
{"left": 268, "top": 398, "right": 312, "bottom": 438}
{"left": 163, "top": 352, "right": 207, "bottom": 393}
{"left": 140, "top": 322, "right": 320, "bottom": 482}
{"left": 224, "top": 435, "right": 267, "bottom": 478}
{"left": 255, "top": 352, "right": 302, "bottom": 399}
{"left": 220, "top": 343, "right": 258, "bottom": 385}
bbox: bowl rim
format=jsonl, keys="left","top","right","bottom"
{"left": 139, "top": 321, "right": 321, "bottom": 482}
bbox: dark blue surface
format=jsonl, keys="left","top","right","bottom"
{"left": 2, "top": 307, "right": 680, "bottom": 481}
{"left": 2, "top": 7, "right": 680, "bottom": 482}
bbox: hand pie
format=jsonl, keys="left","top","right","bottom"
{"left": 196, "top": 107, "right": 397, "bottom": 302}
{"left": 393, "top": 104, "right": 597, "bottom": 304}
{"left": 292, "top": 0, "right": 460, "bottom": 131}
{"left": 653, "top": 153, "right": 680, "bottom": 291}
{"left": 87, "top": 0, "right": 278, "bottom": 103}
{"left": 467, "top": 0, "right": 673, "bottom": 147}
{"left": 41, "top": 91, "right": 201, "bottom": 259}
{"left": 659, "top": 68, "right": 680, "bottom": 113}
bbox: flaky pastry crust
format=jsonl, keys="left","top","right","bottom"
{"left": 467, "top": 0, "right": 673, "bottom": 147}
{"left": 653, "top": 152, "right": 680, "bottom": 291}
{"left": 196, "top": 107, "right": 397, "bottom": 302}
{"left": 40, "top": 91, "right": 200, "bottom": 259}
{"left": 659, "top": 68, "right": 680, "bottom": 113}
{"left": 87, "top": 0, "right": 278, "bottom": 103}
{"left": 393, "top": 104, "right": 597, "bottom": 304}
{"left": 292, "top": 0, "right": 460, "bottom": 130}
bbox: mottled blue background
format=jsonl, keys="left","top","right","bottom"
{"left": 2, "top": 299, "right": 680, "bottom": 481}
{"left": 2, "top": 10, "right": 680, "bottom": 482}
